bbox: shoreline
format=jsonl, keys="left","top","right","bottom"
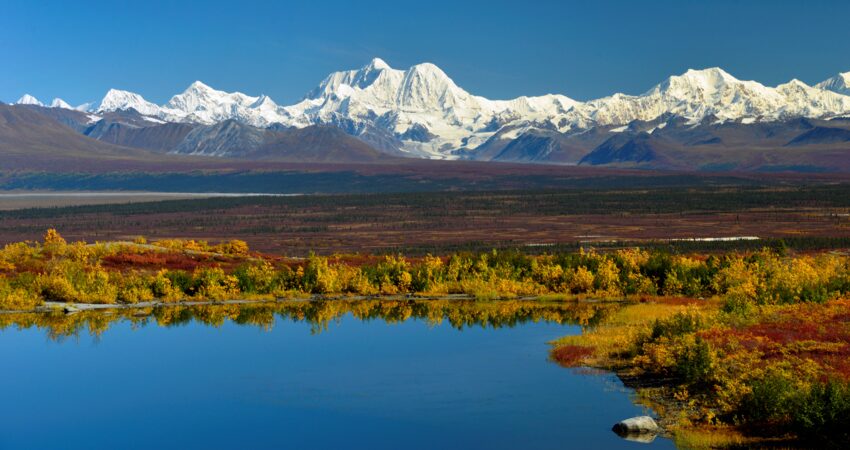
{"left": 0, "top": 293, "right": 595, "bottom": 315}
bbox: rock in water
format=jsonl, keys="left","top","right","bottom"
{"left": 612, "top": 416, "right": 660, "bottom": 436}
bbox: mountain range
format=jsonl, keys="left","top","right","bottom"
{"left": 8, "top": 58, "right": 850, "bottom": 171}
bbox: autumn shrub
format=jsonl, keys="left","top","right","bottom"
{"left": 530, "top": 257, "right": 566, "bottom": 292}
{"left": 152, "top": 239, "right": 185, "bottom": 251}
{"left": 192, "top": 267, "right": 239, "bottom": 300}
{"left": 183, "top": 240, "right": 210, "bottom": 253}
{"left": 272, "top": 265, "right": 299, "bottom": 292}
{"left": 335, "top": 264, "right": 376, "bottom": 295}
{"left": 0, "top": 242, "right": 39, "bottom": 271}
{"left": 42, "top": 228, "right": 67, "bottom": 255}
{"left": 164, "top": 270, "right": 194, "bottom": 296}
{"left": 614, "top": 248, "right": 656, "bottom": 295}
{"left": 36, "top": 260, "right": 117, "bottom": 304}
{"left": 567, "top": 266, "right": 595, "bottom": 294}
{"left": 663, "top": 256, "right": 716, "bottom": 297}
{"left": 302, "top": 255, "right": 339, "bottom": 294}
{"left": 234, "top": 262, "right": 277, "bottom": 294}
{"left": 411, "top": 254, "right": 446, "bottom": 293}
{"left": 9, "top": 233, "right": 850, "bottom": 310}
{"left": 216, "top": 240, "right": 250, "bottom": 255}
{"left": 116, "top": 272, "right": 155, "bottom": 303}
{"left": 634, "top": 310, "right": 714, "bottom": 382}
{"left": 444, "top": 254, "right": 474, "bottom": 282}
{"left": 152, "top": 239, "right": 210, "bottom": 253}
{"left": 0, "top": 276, "right": 41, "bottom": 310}
{"left": 369, "top": 255, "right": 412, "bottom": 294}
{"left": 593, "top": 258, "right": 622, "bottom": 297}
{"left": 151, "top": 270, "right": 183, "bottom": 301}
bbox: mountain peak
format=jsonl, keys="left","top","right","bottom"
{"left": 785, "top": 78, "right": 810, "bottom": 87}
{"left": 50, "top": 98, "right": 73, "bottom": 109}
{"left": 648, "top": 67, "right": 752, "bottom": 98}
{"left": 186, "top": 80, "right": 216, "bottom": 92}
{"left": 364, "top": 58, "right": 391, "bottom": 71}
{"left": 251, "top": 94, "right": 278, "bottom": 108}
{"left": 96, "top": 88, "right": 161, "bottom": 115}
{"left": 15, "top": 94, "right": 43, "bottom": 106}
{"left": 103, "top": 88, "right": 135, "bottom": 97}
{"left": 408, "top": 62, "right": 449, "bottom": 78}
{"left": 816, "top": 71, "right": 850, "bottom": 95}
{"left": 677, "top": 67, "right": 739, "bottom": 85}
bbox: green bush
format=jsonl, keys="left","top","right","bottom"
{"left": 792, "top": 380, "right": 850, "bottom": 444}
{"left": 741, "top": 373, "right": 795, "bottom": 423}
{"left": 234, "top": 262, "right": 277, "bottom": 294}
{"left": 651, "top": 311, "right": 704, "bottom": 340}
{"left": 165, "top": 270, "right": 194, "bottom": 295}
{"left": 675, "top": 336, "right": 713, "bottom": 383}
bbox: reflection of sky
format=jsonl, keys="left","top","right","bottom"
{"left": 0, "top": 314, "right": 675, "bottom": 449}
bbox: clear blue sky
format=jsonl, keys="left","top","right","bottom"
{"left": 3, "top": 0, "right": 850, "bottom": 106}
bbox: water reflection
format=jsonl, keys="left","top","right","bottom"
{"left": 0, "top": 299, "right": 676, "bottom": 450}
{"left": 0, "top": 299, "right": 618, "bottom": 341}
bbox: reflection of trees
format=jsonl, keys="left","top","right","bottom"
{"left": 0, "top": 299, "right": 619, "bottom": 341}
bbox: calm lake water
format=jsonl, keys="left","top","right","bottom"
{"left": 0, "top": 301, "right": 675, "bottom": 450}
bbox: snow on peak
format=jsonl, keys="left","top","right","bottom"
{"left": 583, "top": 67, "right": 779, "bottom": 125}
{"left": 164, "top": 81, "right": 261, "bottom": 124}
{"left": 15, "top": 94, "right": 43, "bottom": 106}
{"left": 775, "top": 77, "right": 850, "bottom": 118}
{"left": 22, "top": 59, "right": 850, "bottom": 161}
{"left": 365, "top": 57, "right": 391, "bottom": 71}
{"left": 95, "top": 89, "right": 162, "bottom": 116}
{"left": 407, "top": 62, "right": 449, "bottom": 78}
{"left": 250, "top": 94, "right": 277, "bottom": 108}
{"left": 683, "top": 67, "right": 738, "bottom": 82}
{"left": 397, "top": 62, "right": 472, "bottom": 111}
{"left": 50, "top": 98, "right": 73, "bottom": 109}
{"left": 651, "top": 67, "right": 750, "bottom": 95}
{"left": 816, "top": 71, "right": 850, "bottom": 96}
{"left": 780, "top": 78, "right": 810, "bottom": 89}
{"left": 306, "top": 58, "right": 404, "bottom": 101}
{"left": 188, "top": 80, "right": 213, "bottom": 91}
{"left": 287, "top": 58, "right": 583, "bottom": 157}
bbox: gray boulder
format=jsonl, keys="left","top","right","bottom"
{"left": 612, "top": 416, "right": 660, "bottom": 436}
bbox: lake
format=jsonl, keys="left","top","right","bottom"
{"left": 0, "top": 300, "right": 676, "bottom": 449}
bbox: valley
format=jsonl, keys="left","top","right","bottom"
{"left": 3, "top": 183, "right": 850, "bottom": 255}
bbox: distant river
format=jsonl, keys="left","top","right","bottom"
{"left": 0, "top": 300, "right": 675, "bottom": 449}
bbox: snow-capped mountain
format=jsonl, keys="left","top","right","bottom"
{"left": 817, "top": 72, "right": 850, "bottom": 96}
{"left": 15, "top": 94, "right": 44, "bottom": 106}
{"left": 282, "top": 58, "right": 579, "bottom": 157}
{"left": 163, "top": 81, "right": 290, "bottom": 126}
{"left": 49, "top": 98, "right": 73, "bottom": 109}
{"left": 94, "top": 89, "right": 163, "bottom": 116}
{"left": 33, "top": 59, "right": 850, "bottom": 160}
{"left": 538, "top": 68, "right": 850, "bottom": 132}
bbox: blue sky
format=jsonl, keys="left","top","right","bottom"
{"left": 2, "top": 0, "right": 850, "bottom": 106}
